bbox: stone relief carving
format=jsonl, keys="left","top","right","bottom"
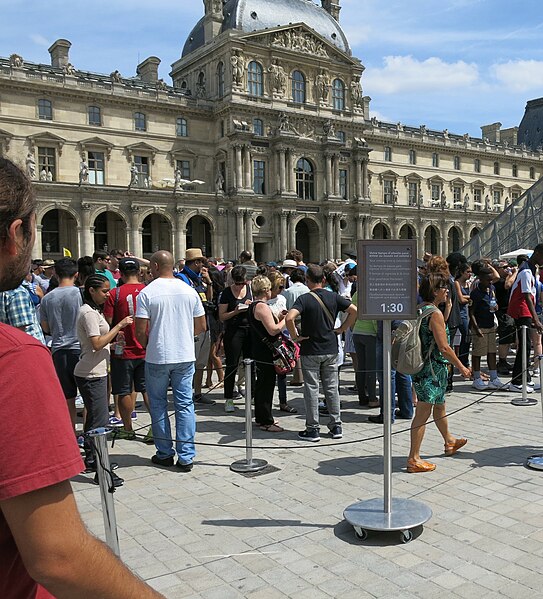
{"left": 295, "top": 118, "right": 315, "bottom": 139}
{"left": 350, "top": 76, "right": 363, "bottom": 107}
{"left": 26, "top": 153, "right": 36, "bottom": 180}
{"left": 9, "top": 54, "right": 23, "bottom": 68}
{"left": 230, "top": 51, "right": 245, "bottom": 86}
{"left": 268, "top": 59, "right": 287, "bottom": 96}
{"left": 272, "top": 29, "right": 329, "bottom": 57}
{"left": 315, "top": 69, "right": 330, "bottom": 102}
{"left": 323, "top": 119, "right": 335, "bottom": 138}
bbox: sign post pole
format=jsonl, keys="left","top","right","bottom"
{"left": 343, "top": 240, "right": 432, "bottom": 543}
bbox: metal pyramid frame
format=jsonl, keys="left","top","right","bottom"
{"left": 462, "top": 178, "right": 543, "bottom": 261}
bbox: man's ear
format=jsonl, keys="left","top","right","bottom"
{"left": 5, "top": 219, "right": 23, "bottom": 256}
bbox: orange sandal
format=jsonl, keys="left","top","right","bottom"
{"left": 407, "top": 459, "right": 436, "bottom": 473}
{"left": 444, "top": 438, "right": 467, "bottom": 456}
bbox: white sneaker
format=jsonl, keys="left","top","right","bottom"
{"left": 508, "top": 383, "right": 534, "bottom": 393}
{"left": 225, "top": 399, "right": 235, "bottom": 413}
{"left": 75, "top": 394, "right": 84, "bottom": 409}
{"left": 472, "top": 379, "right": 488, "bottom": 391}
{"left": 488, "top": 378, "right": 506, "bottom": 390}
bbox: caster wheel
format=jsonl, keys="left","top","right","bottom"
{"left": 401, "top": 529, "right": 413, "bottom": 544}
{"left": 354, "top": 528, "right": 368, "bottom": 541}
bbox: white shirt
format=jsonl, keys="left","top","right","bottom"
{"left": 136, "top": 277, "right": 205, "bottom": 365}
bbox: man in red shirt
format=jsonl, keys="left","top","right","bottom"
{"left": 507, "top": 245, "right": 543, "bottom": 391}
{"left": 104, "top": 257, "right": 151, "bottom": 440}
{"left": 0, "top": 157, "right": 163, "bottom": 598}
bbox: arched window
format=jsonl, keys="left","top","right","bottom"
{"left": 530, "top": 166, "right": 536, "bottom": 179}
{"left": 216, "top": 62, "right": 225, "bottom": 98}
{"left": 296, "top": 158, "right": 315, "bottom": 200}
{"left": 332, "top": 79, "right": 345, "bottom": 110}
{"left": 134, "top": 112, "right": 146, "bottom": 132}
{"left": 38, "top": 99, "right": 52, "bottom": 120}
{"left": 384, "top": 146, "right": 392, "bottom": 161}
{"left": 512, "top": 164, "right": 518, "bottom": 177}
{"left": 409, "top": 149, "right": 417, "bottom": 165}
{"left": 247, "top": 61, "right": 263, "bottom": 96}
{"left": 454, "top": 156, "right": 461, "bottom": 170}
{"left": 176, "top": 117, "right": 188, "bottom": 137}
{"left": 88, "top": 105, "right": 101, "bottom": 126}
{"left": 292, "top": 70, "right": 306, "bottom": 103}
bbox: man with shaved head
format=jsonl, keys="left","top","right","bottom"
{"left": 136, "top": 250, "right": 206, "bottom": 472}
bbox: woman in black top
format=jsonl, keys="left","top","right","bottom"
{"left": 218, "top": 265, "right": 252, "bottom": 412}
{"left": 248, "top": 276, "right": 286, "bottom": 432}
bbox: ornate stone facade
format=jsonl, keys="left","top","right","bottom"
{"left": 0, "top": 0, "right": 540, "bottom": 261}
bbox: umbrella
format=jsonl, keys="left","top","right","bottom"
{"left": 499, "top": 248, "right": 533, "bottom": 260}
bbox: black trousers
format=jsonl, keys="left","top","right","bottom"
{"left": 223, "top": 326, "right": 251, "bottom": 399}
{"left": 253, "top": 360, "right": 276, "bottom": 426}
{"left": 511, "top": 317, "right": 533, "bottom": 386}
{"left": 75, "top": 375, "right": 109, "bottom": 467}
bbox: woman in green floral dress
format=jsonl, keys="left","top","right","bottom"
{"left": 407, "top": 273, "right": 472, "bottom": 473}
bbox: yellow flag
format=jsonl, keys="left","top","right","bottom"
{"left": 63, "top": 248, "right": 72, "bottom": 257}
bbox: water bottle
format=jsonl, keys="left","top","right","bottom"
{"left": 114, "top": 330, "right": 126, "bottom": 357}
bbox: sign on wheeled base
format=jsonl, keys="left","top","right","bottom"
{"left": 344, "top": 497, "right": 432, "bottom": 544}
{"left": 526, "top": 455, "right": 543, "bottom": 471}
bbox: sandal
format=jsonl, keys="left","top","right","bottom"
{"left": 279, "top": 403, "right": 298, "bottom": 414}
{"left": 407, "top": 459, "right": 436, "bottom": 473}
{"left": 260, "top": 423, "right": 284, "bottom": 433}
{"left": 444, "top": 438, "right": 467, "bottom": 456}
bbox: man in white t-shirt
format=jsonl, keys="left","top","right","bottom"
{"left": 135, "top": 251, "right": 206, "bottom": 472}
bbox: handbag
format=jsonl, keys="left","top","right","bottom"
{"left": 248, "top": 304, "right": 300, "bottom": 374}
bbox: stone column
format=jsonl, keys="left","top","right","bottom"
{"left": 288, "top": 211, "right": 296, "bottom": 251}
{"left": 326, "top": 214, "right": 334, "bottom": 259}
{"left": 245, "top": 210, "right": 253, "bottom": 254}
{"left": 280, "top": 212, "right": 288, "bottom": 258}
{"left": 362, "top": 159, "right": 369, "bottom": 199}
{"left": 234, "top": 145, "right": 243, "bottom": 190}
{"left": 34, "top": 223, "right": 43, "bottom": 260}
{"left": 174, "top": 208, "right": 186, "bottom": 261}
{"left": 235, "top": 209, "right": 244, "bottom": 254}
{"left": 215, "top": 208, "right": 227, "bottom": 259}
{"left": 325, "top": 153, "right": 333, "bottom": 197}
{"left": 278, "top": 148, "right": 286, "bottom": 194}
{"left": 441, "top": 223, "right": 448, "bottom": 257}
{"left": 334, "top": 214, "right": 342, "bottom": 259}
{"left": 356, "top": 214, "right": 365, "bottom": 241}
{"left": 287, "top": 149, "right": 296, "bottom": 194}
{"left": 243, "top": 145, "right": 252, "bottom": 191}
{"left": 355, "top": 159, "right": 362, "bottom": 200}
{"left": 334, "top": 155, "right": 341, "bottom": 197}
{"left": 80, "top": 203, "right": 93, "bottom": 257}
{"left": 130, "top": 206, "right": 143, "bottom": 258}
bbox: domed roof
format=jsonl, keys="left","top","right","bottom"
{"left": 182, "top": 0, "right": 350, "bottom": 58}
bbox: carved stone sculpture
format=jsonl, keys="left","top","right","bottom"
{"left": 129, "top": 164, "right": 139, "bottom": 188}
{"left": 40, "top": 168, "right": 47, "bottom": 182}
{"left": 350, "top": 76, "right": 363, "bottom": 107}
{"left": 230, "top": 51, "right": 244, "bottom": 86}
{"left": 79, "top": 160, "right": 89, "bottom": 185}
{"left": 62, "top": 63, "right": 76, "bottom": 76}
{"left": 215, "top": 168, "right": 225, "bottom": 195}
{"left": 268, "top": 59, "right": 287, "bottom": 96}
{"left": 9, "top": 54, "right": 23, "bottom": 68}
{"left": 196, "top": 75, "right": 207, "bottom": 98}
{"left": 26, "top": 153, "right": 36, "bottom": 180}
{"left": 156, "top": 78, "right": 167, "bottom": 91}
{"left": 110, "top": 70, "right": 123, "bottom": 83}
{"left": 315, "top": 69, "right": 330, "bottom": 102}
{"left": 323, "top": 119, "right": 335, "bottom": 137}
{"left": 273, "top": 29, "right": 328, "bottom": 57}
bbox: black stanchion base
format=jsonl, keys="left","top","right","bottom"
{"left": 344, "top": 497, "right": 432, "bottom": 544}
{"left": 230, "top": 458, "right": 268, "bottom": 473}
{"left": 511, "top": 398, "right": 538, "bottom": 406}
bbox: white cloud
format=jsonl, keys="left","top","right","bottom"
{"left": 491, "top": 60, "right": 543, "bottom": 92}
{"left": 363, "top": 55, "right": 480, "bottom": 94}
{"left": 29, "top": 34, "right": 50, "bottom": 47}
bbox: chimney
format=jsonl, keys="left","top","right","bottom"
{"left": 481, "top": 122, "right": 502, "bottom": 143}
{"left": 137, "top": 57, "right": 161, "bottom": 83}
{"left": 321, "top": 0, "right": 341, "bottom": 21}
{"left": 203, "top": 0, "right": 224, "bottom": 42}
{"left": 48, "top": 39, "right": 71, "bottom": 68}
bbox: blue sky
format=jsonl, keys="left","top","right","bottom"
{"left": 2, "top": 0, "right": 542, "bottom": 138}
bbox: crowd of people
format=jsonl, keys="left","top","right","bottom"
{"left": 2, "top": 154, "right": 543, "bottom": 594}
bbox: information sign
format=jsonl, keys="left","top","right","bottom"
{"left": 357, "top": 239, "right": 417, "bottom": 320}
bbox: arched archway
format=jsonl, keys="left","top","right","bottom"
{"left": 93, "top": 211, "right": 127, "bottom": 253}
{"left": 448, "top": 226, "right": 462, "bottom": 253}
{"left": 399, "top": 224, "right": 416, "bottom": 240}
{"left": 41, "top": 209, "right": 78, "bottom": 258}
{"left": 295, "top": 218, "right": 320, "bottom": 263}
{"left": 372, "top": 223, "right": 390, "bottom": 240}
{"left": 470, "top": 227, "right": 480, "bottom": 239}
{"left": 187, "top": 215, "right": 212, "bottom": 256}
{"left": 425, "top": 225, "right": 439, "bottom": 255}
{"left": 142, "top": 213, "right": 172, "bottom": 256}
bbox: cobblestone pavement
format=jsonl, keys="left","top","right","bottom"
{"left": 72, "top": 370, "right": 543, "bottom": 598}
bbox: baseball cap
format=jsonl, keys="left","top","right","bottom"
{"left": 119, "top": 257, "right": 140, "bottom": 272}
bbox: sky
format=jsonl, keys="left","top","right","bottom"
{"left": 1, "top": 0, "right": 543, "bottom": 138}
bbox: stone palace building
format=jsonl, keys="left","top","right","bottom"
{"left": 0, "top": 0, "right": 540, "bottom": 261}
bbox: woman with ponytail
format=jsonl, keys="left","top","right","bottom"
{"left": 74, "top": 274, "right": 133, "bottom": 473}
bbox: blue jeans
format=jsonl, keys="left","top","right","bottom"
{"left": 145, "top": 361, "right": 196, "bottom": 465}
{"left": 376, "top": 340, "right": 413, "bottom": 421}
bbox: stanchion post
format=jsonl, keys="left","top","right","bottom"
{"left": 230, "top": 359, "right": 268, "bottom": 473}
{"left": 383, "top": 320, "right": 392, "bottom": 514}
{"left": 512, "top": 325, "right": 537, "bottom": 406}
{"left": 87, "top": 427, "right": 120, "bottom": 557}
{"left": 540, "top": 354, "right": 543, "bottom": 424}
